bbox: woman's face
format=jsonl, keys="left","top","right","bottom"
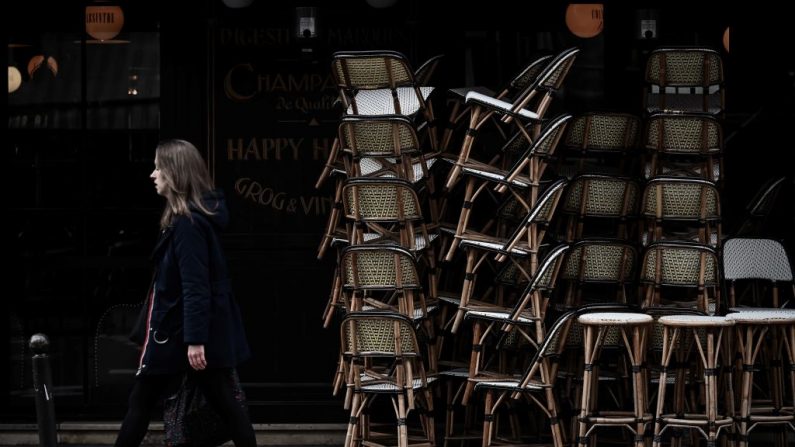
{"left": 150, "top": 155, "right": 168, "bottom": 196}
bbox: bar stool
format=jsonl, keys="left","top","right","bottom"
{"left": 727, "top": 309, "right": 795, "bottom": 447}
{"left": 652, "top": 314, "right": 735, "bottom": 447}
{"left": 576, "top": 312, "right": 653, "bottom": 447}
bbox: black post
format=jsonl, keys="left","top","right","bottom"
{"left": 30, "top": 333, "right": 57, "bottom": 447}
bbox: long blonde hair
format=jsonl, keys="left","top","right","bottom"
{"left": 155, "top": 139, "right": 215, "bottom": 229}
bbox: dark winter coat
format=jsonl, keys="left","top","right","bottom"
{"left": 133, "top": 191, "right": 251, "bottom": 375}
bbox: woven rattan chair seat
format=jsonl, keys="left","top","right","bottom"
{"left": 578, "top": 312, "right": 653, "bottom": 326}
{"left": 465, "top": 309, "right": 536, "bottom": 324}
{"left": 347, "top": 86, "right": 434, "bottom": 116}
{"left": 359, "top": 375, "right": 437, "bottom": 392}
{"left": 361, "top": 304, "right": 438, "bottom": 321}
{"left": 465, "top": 91, "right": 540, "bottom": 120}
{"left": 460, "top": 160, "right": 531, "bottom": 188}
{"left": 459, "top": 235, "right": 530, "bottom": 256}
{"left": 474, "top": 377, "right": 544, "bottom": 392}
{"left": 448, "top": 86, "right": 495, "bottom": 100}
{"left": 727, "top": 309, "right": 795, "bottom": 324}
{"left": 658, "top": 314, "right": 734, "bottom": 327}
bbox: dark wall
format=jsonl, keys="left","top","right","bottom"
{"left": 5, "top": 0, "right": 794, "bottom": 423}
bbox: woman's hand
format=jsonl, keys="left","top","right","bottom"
{"left": 188, "top": 344, "right": 207, "bottom": 370}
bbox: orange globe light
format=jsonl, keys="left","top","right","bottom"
{"left": 9, "top": 66, "right": 22, "bottom": 93}
{"left": 27, "top": 55, "right": 59, "bottom": 78}
{"left": 723, "top": 27, "right": 729, "bottom": 53}
{"left": 85, "top": 5, "right": 125, "bottom": 41}
{"left": 565, "top": 4, "right": 604, "bottom": 39}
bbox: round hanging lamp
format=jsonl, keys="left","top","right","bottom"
{"left": 9, "top": 66, "right": 22, "bottom": 93}
{"left": 565, "top": 4, "right": 604, "bottom": 38}
{"left": 722, "top": 27, "right": 729, "bottom": 53}
{"left": 27, "top": 55, "right": 59, "bottom": 78}
{"left": 85, "top": 5, "right": 125, "bottom": 41}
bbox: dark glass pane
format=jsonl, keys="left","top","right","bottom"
{"left": 87, "top": 32, "right": 160, "bottom": 129}
{"left": 8, "top": 33, "right": 83, "bottom": 129}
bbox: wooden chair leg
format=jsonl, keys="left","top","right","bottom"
{"left": 315, "top": 137, "right": 340, "bottom": 189}
{"left": 317, "top": 177, "right": 344, "bottom": 260}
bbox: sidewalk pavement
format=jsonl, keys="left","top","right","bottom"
{"left": 0, "top": 422, "right": 345, "bottom": 446}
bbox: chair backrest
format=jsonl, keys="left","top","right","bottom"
{"left": 340, "top": 244, "right": 423, "bottom": 291}
{"left": 645, "top": 47, "right": 723, "bottom": 88}
{"left": 644, "top": 47, "right": 724, "bottom": 115}
{"left": 561, "top": 174, "right": 639, "bottom": 241}
{"left": 534, "top": 47, "right": 581, "bottom": 93}
{"left": 331, "top": 50, "right": 429, "bottom": 116}
{"left": 341, "top": 312, "right": 420, "bottom": 356}
{"left": 507, "top": 47, "right": 580, "bottom": 118}
{"left": 644, "top": 113, "right": 722, "bottom": 155}
{"left": 641, "top": 177, "right": 721, "bottom": 222}
{"left": 640, "top": 241, "right": 720, "bottom": 313}
{"left": 413, "top": 54, "right": 444, "bottom": 86}
{"left": 503, "top": 114, "right": 571, "bottom": 186}
{"left": 641, "top": 177, "right": 721, "bottom": 247}
{"left": 723, "top": 238, "right": 794, "bottom": 308}
{"left": 338, "top": 115, "right": 426, "bottom": 182}
{"left": 561, "top": 238, "right": 637, "bottom": 285}
{"left": 643, "top": 113, "right": 723, "bottom": 182}
{"left": 723, "top": 238, "right": 793, "bottom": 282}
{"left": 735, "top": 176, "right": 787, "bottom": 236}
{"left": 339, "top": 115, "right": 420, "bottom": 159}
{"left": 332, "top": 50, "right": 416, "bottom": 91}
{"left": 507, "top": 54, "right": 554, "bottom": 95}
{"left": 563, "top": 174, "right": 640, "bottom": 218}
{"left": 641, "top": 241, "right": 720, "bottom": 286}
{"left": 558, "top": 239, "right": 637, "bottom": 309}
{"left": 641, "top": 176, "right": 721, "bottom": 247}
{"left": 505, "top": 244, "right": 570, "bottom": 323}
{"left": 746, "top": 176, "right": 787, "bottom": 217}
{"left": 343, "top": 178, "right": 424, "bottom": 223}
{"left": 565, "top": 112, "right": 641, "bottom": 153}
{"left": 499, "top": 178, "right": 568, "bottom": 250}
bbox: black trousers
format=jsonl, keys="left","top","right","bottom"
{"left": 114, "top": 368, "right": 257, "bottom": 447}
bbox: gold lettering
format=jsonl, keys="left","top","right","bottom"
{"left": 227, "top": 138, "right": 244, "bottom": 160}
{"left": 312, "top": 138, "right": 331, "bottom": 161}
{"left": 218, "top": 27, "right": 291, "bottom": 47}
{"left": 300, "top": 196, "right": 317, "bottom": 215}
{"left": 226, "top": 137, "right": 309, "bottom": 161}
{"left": 223, "top": 64, "right": 256, "bottom": 102}
{"left": 244, "top": 139, "right": 261, "bottom": 160}
{"left": 325, "top": 27, "right": 411, "bottom": 47}
{"left": 234, "top": 177, "right": 331, "bottom": 215}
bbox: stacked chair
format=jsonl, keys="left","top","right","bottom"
{"left": 440, "top": 54, "right": 554, "bottom": 150}
{"left": 442, "top": 47, "right": 580, "bottom": 192}
{"left": 435, "top": 47, "right": 580, "bottom": 447}
{"left": 723, "top": 238, "right": 795, "bottom": 446}
{"left": 319, "top": 50, "right": 444, "bottom": 447}
{"left": 643, "top": 47, "right": 725, "bottom": 117}
{"left": 637, "top": 46, "right": 735, "bottom": 447}
{"left": 318, "top": 43, "right": 795, "bottom": 447}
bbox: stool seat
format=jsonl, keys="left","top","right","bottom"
{"left": 659, "top": 315, "right": 734, "bottom": 327}
{"left": 727, "top": 309, "right": 795, "bottom": 324}
{"left": 728, "top": 306, "right": 776, "bottom": 312}
{"left": 578, "top": 312, "right": 652, "bottom": 326}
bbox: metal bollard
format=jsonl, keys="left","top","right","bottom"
{"left": 30, "top": 333, "right": 57, "bottom": 447}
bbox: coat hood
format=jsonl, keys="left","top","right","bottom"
{"left": 195, "top": 189, "right": 229, "bottom": 229}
